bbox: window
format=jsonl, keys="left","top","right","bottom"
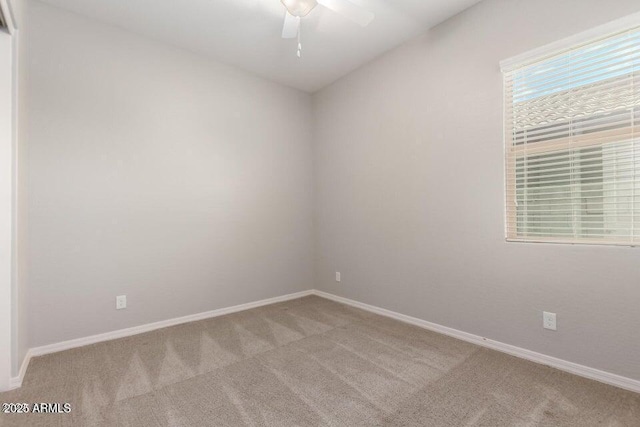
{"left": 502, "top": 23, "right": 640, "bottom": 245}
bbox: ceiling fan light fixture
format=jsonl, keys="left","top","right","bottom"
{"left": 281, "top": 0, "right": 318, "bottom": 17}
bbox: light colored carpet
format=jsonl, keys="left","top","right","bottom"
{"left": 1, "top": 295, "right": 639, "bottom": 426}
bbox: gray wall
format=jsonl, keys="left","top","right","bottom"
{"left": 313, "top": 0, "right": 640, "bottom": 381}
{"left": 22, "top": 1, "right": 314, "bottom": 349}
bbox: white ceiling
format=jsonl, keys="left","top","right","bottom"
{"left": 39, "top": 0, "right": 482, "bottom": 92}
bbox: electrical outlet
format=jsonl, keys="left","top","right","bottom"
{"left": 116, "top": 295, "right": 127, "bottom": 310}
{"left": 543, "top": 311, "right": 556, "bottom": 331}
{"left": 335, "top": 272, "right": 341, "bottom": 282}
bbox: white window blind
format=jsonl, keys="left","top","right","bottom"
{"left": 503, "top": 25, "right": 640, "bottom": 245}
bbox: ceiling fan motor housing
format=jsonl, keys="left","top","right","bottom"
{"left": 281, "top": 0, "right": 318, "bottom": 17}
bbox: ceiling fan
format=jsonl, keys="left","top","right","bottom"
{"left": 280, "top": 0, "right": 375, "bottom": 57}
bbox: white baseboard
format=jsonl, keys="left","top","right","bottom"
{"left": 7, "top": 289, "right": 314, "bottom": 390}
{"left": 8, "top": 349, "right": 32, "bottom": 390}
{"left": 312, "top": 290, "right": 640, "bottom": 394}
{"left": 8, "top": 288, "right": 640, "bottom": 395}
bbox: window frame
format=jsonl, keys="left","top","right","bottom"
{"left": 501, "top": 12, "right": 640, "bottom": 246}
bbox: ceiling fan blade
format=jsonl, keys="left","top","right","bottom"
{"left": 317, "top": 0, "right": 374, "bottom": 27}
{"left": 282, "top": 12, "right": 300, "bottom": 39}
